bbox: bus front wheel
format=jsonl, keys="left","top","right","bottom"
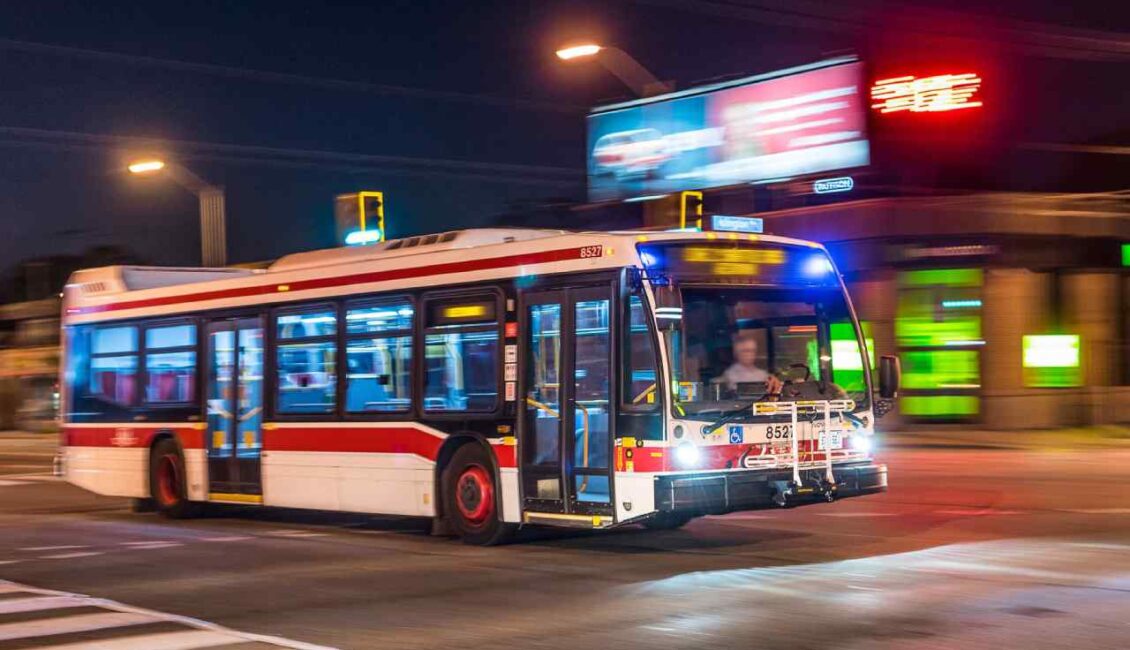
{"left": 443, "top": 444, "right": 513, "bottom": 546}
{"left": 149, "top": 439, "right": 198, "bottom": 519}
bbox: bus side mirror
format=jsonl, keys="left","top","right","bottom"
{"left": 653, "top": 283, "right": 683, "bottom": 332}
{"left": 878, "top": 355, "right": 901, "bottom": 400}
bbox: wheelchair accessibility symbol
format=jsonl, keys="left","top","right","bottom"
{"left": 728, "top": 425, "right": 743, "bottom": 444}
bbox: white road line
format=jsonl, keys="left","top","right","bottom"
{"left": 0, "top": 595, "right": 89, "bottom": 615}
{"left": 121, "top": 541, "right": 183, "bottom": 549}
{"left": 20, "top": 545, "right": 87, "bottom": 552}
{"left": 39, "top": 552, "right": 103, "bottom": 560}
{"left": 0, "top": 560, "right": 22, "bottom": 566}
{"left": 269, "top": 530, "right": 328, "bottom": 538}
{"left": 814, "top": 512, "right": 899, "bottom": 517}
{"left": 0, "top": 480, "right": 27, "bottom": 487}
{"left": 0, "top": 611, "right": 151, "bottom": 641}
{"left": 200, "top": 536, "right": 252, "bottom": 542}
{"left": 36, "top": 629, "right": 238, "bottom": 650}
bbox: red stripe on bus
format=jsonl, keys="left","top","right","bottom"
{"left": 264, "top": 426, "right": 443, "bottom": 459}
{"left": 64, "top": 426, "right": 206, "bottom": 449}
{"left": 73, "top": 246, "right": 592, "bottom": 315}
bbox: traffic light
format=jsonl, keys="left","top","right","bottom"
{"left": 335, "top": 191, "right": 385, "bottom": 246}
{"left": 680, "top": 190, "right": 703, "bottom": 229}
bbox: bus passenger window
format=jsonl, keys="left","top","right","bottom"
{"left": 345, "top": 300, "right": 413, "bottom": 413}
{"left": 424, "top": 296, "right": 499, "bottom": 412}
{"left": 144, "top": 323, "right": 196, "bottom": 404}
{"left": 276, "top": 309, "right": 337, "bottom": 414}
{"left": 89, "top": 326, "right": 139, "bottom": 407}
{"left": 624, "top": 295, "right": 658, "bottom": 409}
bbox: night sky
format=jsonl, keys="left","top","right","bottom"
{"left": 0, "top": 0, "right": 1125, "bottom": 268}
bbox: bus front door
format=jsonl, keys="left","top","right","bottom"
{"left": 205, "top": 317, "right": 265, "bottom": 501}
{"left": 521, "top": 287, "right": 615, "bottom": 520}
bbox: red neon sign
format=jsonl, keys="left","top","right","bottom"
{"left": 870, "top": 72, "right": 983, "bottom": 114}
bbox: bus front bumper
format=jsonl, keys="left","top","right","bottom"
{"left": 654, "top": 462, "right": 887, "bottom": 515}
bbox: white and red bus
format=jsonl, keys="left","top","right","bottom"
{"left": 59, "top": 228, "right": 894, "bottom": 544}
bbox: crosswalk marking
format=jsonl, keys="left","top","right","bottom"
{"left": 0, "top": 612, "right": 152, "bottom": 641}
{"left": 36, "top": 630, "right": 237, "bottom": 650}
{"left": 0, "top": 596, "right": 89, "bottom": 614}
{"left": 38, "top": 552, "right": 103, "bottom": 560}
{"left": 0, "top": 579, "right": 337, "bottom": 649}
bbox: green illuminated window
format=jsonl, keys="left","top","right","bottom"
{"left": 896, "top": 268, "right": 983, "bottom": 420}
{"left": 1122, "top": 243, "right": 1130, "bottom": 267}
{"left": 1022, "top": 334, "right": 1082, "bottom": 387}
{"left": 902, "top": 350, "right": 980, "bottom": 390}
{"left": 900, "top": 395, "right": 980, "bottom": 416}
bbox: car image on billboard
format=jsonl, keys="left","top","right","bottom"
{"left": 587, "top": 59, "right": 870, "bottom": 202}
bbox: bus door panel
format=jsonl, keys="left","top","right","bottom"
{"left": 521, "top": 291, "right": 565, "bottom": 511}
{"left": 521, "top": 286, "right": 615, "bottom": 517}
{"left": 205, "top": 317, "right": 264, "bottom": 497}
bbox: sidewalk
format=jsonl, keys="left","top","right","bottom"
{"left": 883, "top": 425, "right": 1130, "bottom": 450}
{"left": 0, "top": 431, "right": 60, "bottom": 459}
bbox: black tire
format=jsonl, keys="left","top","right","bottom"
{"left": 443, "top": 444, "right": 514, "bottom": 546}
{"left": 642, "top": 512, "right": 694, "bottom": 530}
{"left": 149, "top": 439, "right": 198, "bottom": 519}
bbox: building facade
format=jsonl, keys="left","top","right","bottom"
{"left": 760, "top": 192, "right": 1130, "bottom": 429}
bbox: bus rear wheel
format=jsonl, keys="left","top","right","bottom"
{"left": 149, "top": 439, "right": 198, "bottom": 519}
{"left": 443, "top": 445, "right": 513, "bottom": 546}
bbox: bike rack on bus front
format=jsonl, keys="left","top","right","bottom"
{"left": 751, "top": 399, "right": 856, "bottom": 490}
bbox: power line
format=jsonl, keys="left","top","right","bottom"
{"left": 0, "top": 125, "right": 584, "bottom": 187}
{"left": 628, "top": 0, "right": 1130, "bottom": 61}
{"left": 0, "top": 37, "right": 582, "bottom": 114}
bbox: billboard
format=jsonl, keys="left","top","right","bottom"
{"left": 587, "top": 59, "right": 869, "bottom": 202}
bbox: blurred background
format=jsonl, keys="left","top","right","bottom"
{"left": 0, "top": 0, "right": 1126, "bottom": 435}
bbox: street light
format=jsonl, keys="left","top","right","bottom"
{"left": 555, "top": 42, "right": 672, "bottom": 97}
{"left": 127, "top": 158, "right": 228, "bottom": 267}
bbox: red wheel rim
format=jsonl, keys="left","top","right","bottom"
{"left": 156, "top": 454, "right": 180, "bottom": 507}
{"left": 455, "top": 464, "right": 494, "bottom": 525}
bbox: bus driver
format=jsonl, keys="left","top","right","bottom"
{"left": 721, "top": 330, "right": 784, "bottom": 395}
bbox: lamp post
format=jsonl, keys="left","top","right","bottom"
{"left": 128, "top": 159, "right": 227, "bottom": 267}
{"left": 555, "top": 43, "right": 673, "bottom": 97}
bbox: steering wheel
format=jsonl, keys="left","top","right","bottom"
{"left": 787, "top": 363, "right": 812, "bottom": 383}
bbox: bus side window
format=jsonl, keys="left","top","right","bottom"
{"left": 88, "top": 325, "right": 140, "bottom": 410}
{"left": 423, "top": 295, "right": 500, "bottom": 413}
{"left": 275, "top": 308, "right": 337, "bottom": 415}
{"left": 345, "top": 299, "right": 414, "bottom": 414}
{"left": 623, "top": 294, "right": 658, "bottom": 411}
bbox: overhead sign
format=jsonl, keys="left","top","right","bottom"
{"left": 587, "top": 58, "right": 870, "bottom": 202}
{"left": 813, "top": 176, "right": 854, "bottom": 194}
{"left": 711, "top": 215, "right": 764, "bottom": 233}
{"left": 870, "top": 72, "right": 983, "bottom": 114}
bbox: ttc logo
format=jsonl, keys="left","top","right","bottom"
{"left": 728, "top": 425, "right": 743, "bottom": 445}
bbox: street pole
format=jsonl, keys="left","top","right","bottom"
{"left": 145, "top": 162, "right": 228, "bottom": 267}
{"left": 556, "top": 44, "right": 673, "bottom": 98}
{"left": 598, "top": 47, "right": 673, "bottom": 97}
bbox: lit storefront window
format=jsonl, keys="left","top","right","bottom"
{"left": 896, "top": 268, "right": 983, "bottom": 419}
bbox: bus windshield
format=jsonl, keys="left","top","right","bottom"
{"left": 640, "top": 242, "right": 871, "bottom": 418}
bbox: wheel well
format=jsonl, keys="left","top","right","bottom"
{"left": 433, "top": 434, "right": 498, "bottom": 521}
{"left": 146, "top": 431, "right": 179, "bottom": 498}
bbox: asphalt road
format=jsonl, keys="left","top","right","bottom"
{"left": 1, "top": 435, "right": 1128, "bottom": 649}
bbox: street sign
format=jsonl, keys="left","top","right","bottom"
{"left": 711, "top": 215, "right": 764, "bottom": 233}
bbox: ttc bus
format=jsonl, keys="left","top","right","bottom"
{"left": 58, "top": 228, "right": 893, "bottom": 544}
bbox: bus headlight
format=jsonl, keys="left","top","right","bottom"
{"left": 850, "top": 435, "right": 873, "bottom": 456}
{"left": 675, "top": 442, "right": 700, "bottom": 468}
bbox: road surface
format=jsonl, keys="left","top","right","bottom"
{"left": 0, "top": 434, "right": 1128, "bottom": 649}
